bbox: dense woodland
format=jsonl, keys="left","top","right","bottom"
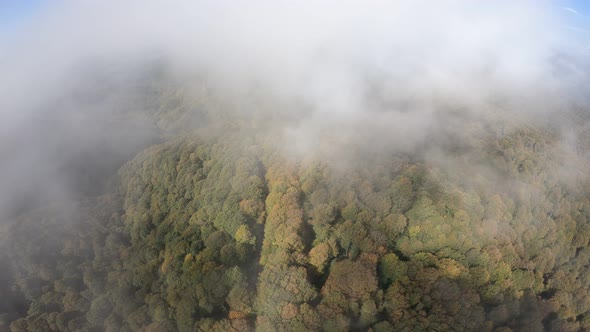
{"left": 2, "top": 76, "right": 590, "bottom": 332}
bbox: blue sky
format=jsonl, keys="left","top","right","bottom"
{"left": 0, "top": 0, "right": 44, "bottom": 26}
{"left": 562, "top": 0, "right": 590, "bottom": 20}
{"left": 0, "top": 0, "right": 45, "bottom": 38}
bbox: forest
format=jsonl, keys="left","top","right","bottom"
{"left": 2, "top": 2, "right": 590, "bottom": 331}
{"left": 2, "top": 72, "right": 590, "bottom": 331}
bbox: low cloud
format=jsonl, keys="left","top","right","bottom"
{"left": 0, "top": 0, "right": 589, "bottom": 219}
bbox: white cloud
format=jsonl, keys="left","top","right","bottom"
{"left": 0, "top": 1, "right": 589, "bottom": 217}
{"left": 563, "top": 6, "right": 580, "bottom": 15}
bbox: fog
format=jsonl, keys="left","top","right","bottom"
{"left": 0, "top": 0, "right": 589, "bottom": 220}
{"left": 3, "top": 2, "right": 590, "bottom": 330}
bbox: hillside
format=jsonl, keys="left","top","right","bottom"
{"left": 2, "top": 2, "right": 590, "bottom": 331}
{"left": 2, "top": 99, "right": 590, "bottom": 331}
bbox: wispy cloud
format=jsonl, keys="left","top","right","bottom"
{"left": 563, "top": 6, "right": 580, "bottom": 15}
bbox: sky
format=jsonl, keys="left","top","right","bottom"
{"left": 0, "top": 0, "right": 44, "bottom": 37}
{"left": 0, "top": 1, "right": 587, "bottom": 57}
{"left": 0, "top": 1, "right": 588, "bottom": 49}
{"left": 1, "top": 1, "right": 589, "bottom": 31}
